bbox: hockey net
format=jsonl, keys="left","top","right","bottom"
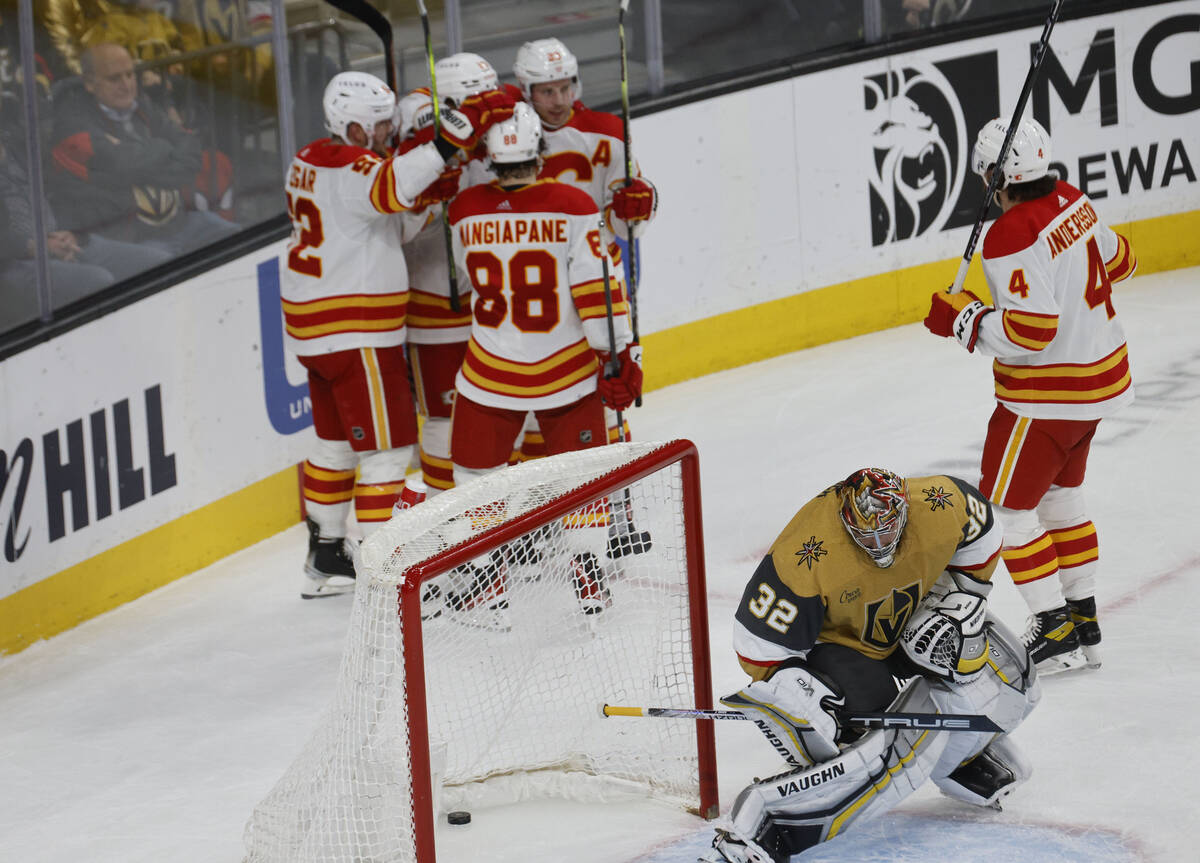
{"left": 244, "top": 439, "right": 718, "bottom": 862}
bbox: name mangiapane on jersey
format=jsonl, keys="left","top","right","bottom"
{"left": 458, "top": 216, "right": 570, "bottom": 246}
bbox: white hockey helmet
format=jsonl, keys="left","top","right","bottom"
{"left": 434, "top": 53, "right": 499, "bottom": 107}
{"left": 323, "top": 71, "right": 395, "bottom": 141}
{"left": 972, "top": 116, "right": 1052, "bottom": 186}
{"left": 512, "top": 37, "right": 580, "bottom": 99}
{"left": 487, "top": 101, "right": 542, "bottom": 165}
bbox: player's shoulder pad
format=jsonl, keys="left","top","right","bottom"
{"left": 983, "top": 180, "right": 1084, "bottom": 260}
{"left": 734, "top": 554, "right": 825, "bottom": 655}
{"left": 296, "top": 139, "right": 377, "bottom": 168}
{"left": 515, "top": 180, "right": 600, "bottom": 216}
{"left": 565, "top": 104, "right": 624, "bottom": 139}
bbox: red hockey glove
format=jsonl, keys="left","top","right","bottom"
{"left": 444, "top": 88, "right": 517, "bottom": 150}
{"left": 595, "top": 344, "right": 643, "bottom": 412}
{"left": 612, "top": 178, "right": 658, "bottom": 223}
{"left": 924, "top": 289, "right": 991, "bottom": 353}
{"left": 412, "top": 165, "right": 462, "bottom": 209}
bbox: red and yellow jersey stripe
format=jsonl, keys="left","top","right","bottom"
{"left": 992, "top": 343, "right": 1131, "bottom": 407}
{"left": 1000, "top": 309, "right": 1058, "bottom": 352}
{"left": 282, "top": 292, "right": 408, "bottom": 342}
{"left": 460, "top": 337, "right": 599, "bottom": 400}
{"left": 407, "top": 287, "right": 473, "bottom": 331}
{"left": 1106, "top": 232, "right": 1136, "bottom": 283}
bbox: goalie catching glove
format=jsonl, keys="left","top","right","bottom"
{"left": 720, "top": 662, "right": 844, "bottom": 768}
{"left": 595, "top": 344, "right": 642, "bottom": 411}
{"left": 924, "top": 289, "right": 991, "bottom": 352}
{"left": 901, "top": 574, "right": 990, "bottom": 682}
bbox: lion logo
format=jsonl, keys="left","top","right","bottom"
{"left": 865, "top": 64, "right": 966, "bottom": 246}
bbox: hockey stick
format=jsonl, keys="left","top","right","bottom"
{"left": 948, "top": 0, "right": 1066, "bottom": 294}
{"left": 325, "top": 0, "right": 395, "bottom": 89}
{"left": 602, "top": 704, "right": 1002, "bottom": 733}
{"left": 598, "top": 219, "right": 627, "bottom": 442}
{"left": 415, "top": 0, "right": 462, "bottom": 312}
{"left": 617, "top": 0, "right": 643, "bottom": 408}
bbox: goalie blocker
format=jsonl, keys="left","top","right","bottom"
{"left": 704, "top": 468, "right": 1041, "bottom": 862}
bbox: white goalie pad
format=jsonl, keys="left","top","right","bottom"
{"left": 720, "top": 665, "right": 842, "bottom": 768}
{"left": 724, "top": 677, "right": 951, "bottom": 860}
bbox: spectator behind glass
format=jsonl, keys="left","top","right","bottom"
{"left": 48, "top": 41, "right": 238, "bottom": 257}
{"left": 1, "top": 130, "right": 170, "bottom": 325}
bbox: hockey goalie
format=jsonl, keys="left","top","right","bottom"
{"left": 701, "top": 468, "right": 1042, "bottom": 862}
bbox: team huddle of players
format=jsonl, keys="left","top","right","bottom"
{"left": 282, "top": 38, "right": 1138, "bottom": 863}
{"left": 281, "top": 40, "right": 657, "bottom": 603}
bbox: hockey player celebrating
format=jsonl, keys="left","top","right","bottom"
{"left": 924, "top": 118, "right": 1137, "bottom": 673}
{"left": 284, "top": 70, "right": 512, "bottom": 598}
{"left": 434, "top": 102, "right": 641, "bottom": 627}
{"left": 702, "top": 468, "right": 1040, "bottom": 862}
{"left": 394, "top": 52, "right": 506, "bottom": 501}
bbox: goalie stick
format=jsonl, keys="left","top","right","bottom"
{"left": 949, "top": 0, "right": 1066, "bottom": 294}
{"left": 602, "top": 703, "right": 1002, "bottom": 733}
{"left": 415, "top": 0, "right": 463, "bottom": 312}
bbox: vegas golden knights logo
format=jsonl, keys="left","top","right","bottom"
{"left": 862, "top": 582, "right": 922, "bottom": 650}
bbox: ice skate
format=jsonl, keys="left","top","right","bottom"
{"left": 446, "top": 553, "right": 511, "bottom": 631}
{"left": 301, "top": 518, "right": 356, "bottom": 599}
{"left": 1021, "top": 605, "right": 1087, "bottom": 675}
{"left": 1067, "top": 595, "right": 1102, "bottom": 668}
{"left": 571, "top": 551, "right": 612, "bottom": 614}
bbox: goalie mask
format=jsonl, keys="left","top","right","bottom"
{"left": 513, "top": 37, "right": 581, "bottom": 100}
{"left": 837, "top": 468, "right": 909, "bottom": 568}
{"left": 323, "top": 71, "right": 395, "bottom": 141}
{"left": 972, "top": 117, "right": 1052, "bottom": 187}
{"left": 434, "top": 53, "right": 499, "bottom": 107}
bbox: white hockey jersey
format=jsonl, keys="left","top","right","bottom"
{"left": 976, "top": 180, "right": 1136, "bottom": 420}
{"left": 396, "top": 88, "right": 497, "bottom": 345}
{"left": 281, "top": 138, "right": 443, "bottom": 356}
{"left": 537, "top": 101, "right": 651, "bottom": 244}
{"left": 448, "top": 179, "right": 632, "bottom": 411}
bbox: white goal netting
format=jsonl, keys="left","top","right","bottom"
{"left": 244, "top": 440, "right": 715, "bottom": 863}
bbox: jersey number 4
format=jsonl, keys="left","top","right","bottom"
{"left": 286, "top": 193, "right": 324, "bottom": 278}
{"left": 1084, "top": 236, "right": 1116, "bottom": 319}
{"left": 467, "top": 249, "right": 561, "bottom": 332}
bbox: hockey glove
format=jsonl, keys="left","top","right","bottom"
{"left": 595, "top": 344, "right": 642, "bottom": 412}
{"left": 447, "top": 88, "right": 517, "bottom": 149}
{"left": 412, "top": 165, "right": 463, "bottom": 210}
{"left": 720, "top": 663, "right": 843, "bottom": 768}
{"left": 612, "top": 177, "right": 658, "bottom": 223}
{"left": 901, "top": 580, "right": 989, "bottom": 682}
{"left": 924, "top": 289, "right": 991, "bottom": 352}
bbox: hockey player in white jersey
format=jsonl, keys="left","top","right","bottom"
{"left": 511, "top": 37, "right": 656, "bottom": 554}
{"left": 701, "top": 468, "right": 1040, "bottom": 862}
{"left": 430, "top": 103, "right": 641, "bottom": 628}
{"left": 924, "top": 118, "right": 1137, "bottom": 673}
{"left": 393, "top": 53, "right": 505, "bottom": 501}
{"left": 284, "top": 70, "right": 511, "bottom": 598}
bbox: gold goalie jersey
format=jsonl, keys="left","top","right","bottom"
{"left": 732, "top": 476, "right": 1002, "bottom": 678}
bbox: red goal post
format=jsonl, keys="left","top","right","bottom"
{"left": 245, "top": 439, "right": 719, "bottom": 863}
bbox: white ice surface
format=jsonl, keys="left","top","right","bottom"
{"left": 2, "top": 266, "right": 1197, "bottom": 862}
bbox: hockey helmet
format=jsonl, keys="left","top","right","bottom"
{"left": 513, "top": 37, "right": 580, "bottom": 100}
{"left": 487, "top": 101, "right": 542, "bottom": 165}
{"left": 837, "top": 468, "right": 909, "bottom": 568}
{"left": 435, "top": 53, "right": 499, "bottom": 107}
{"left": 972, "top": 117, "right": 1052, "bottom": 187}
{"left": 323, "top": 71, "right": 395, "bottom": 141}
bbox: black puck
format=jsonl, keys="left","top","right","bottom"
{"left": 447, "top": 810, "right": 471, "bottom": 825}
